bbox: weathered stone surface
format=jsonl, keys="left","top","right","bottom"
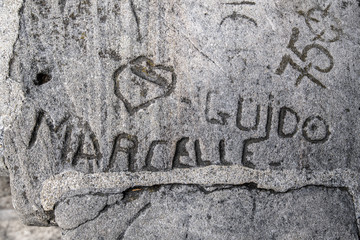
{"left": 55, "top": 194, "right": 108, "bottom": 230}
{"left": 1, "top": 0, "right": 360, "bottom": 238}
{"left": 0, "top": 176, "right": 61, "bottom": 239}
{"left": 0, "top": 0, "right": 24, "bottom": 177}
{"left": 61, "top": 185, "right": 359, "bottom": 239}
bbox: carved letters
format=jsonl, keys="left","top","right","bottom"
{"left": 276, "top": 4, "right": 340, "bottom": 89}
{"left": 28, "top": 97, "right": 331, "bottom": 173}
{"left": 28, "top": 110, "right": 101, "bottom": 173}
{"left": 106, "top": 133, "right": 138, "bottom": 172}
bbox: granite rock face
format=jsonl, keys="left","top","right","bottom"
{"left": 1, "top": 0, "right": 360, "bottom": 238}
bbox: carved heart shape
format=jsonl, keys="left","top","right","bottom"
{"left": 113, "top": 56, "right": 177, "bottom": 115}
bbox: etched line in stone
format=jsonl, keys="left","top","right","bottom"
{"left": 298, "top": 4, "right": 342, "bottom": 43}
{"left": 172, "top": 137, "right": 192, "bottom": 169}
{"left": 45, "top": 114, "right": 71, "bottom": 134}
{"left": 113, "top": 56, "right": 177, "bottom": 115}
{"left": 117, "top": 202, "right": 151, "bottom": 240}
{"left": 219, "top": 139, "right": 231, "bottom": 165}
{"left": 28, "top": 110, "right": 45, "bottom": 149}
{"left": 222, "top": 1, "right": 256, "bottom": 6}
{"left": 205, "top": 91, "right": 230, "bottom": 125}
{"left": 194, "top": 140, "right": 212, "bottom": 167}
{"left": 275, "top": 54, "right": 325, "bottom": 88}
{"left": 106, "top": 133, "right": 138, "bottom": 172}
{"left": 236, "top": 96, "right": 261, "bottom": 131}
{"left": 220, "top": 12, "right": 257, "bottom": 27}
{"left": 302, "top": 116, "right": 331, "bottom": 144}
{"left": 40, "top": 166, "right": 360, "bottom": 213}
{"left": 28, "top": 110, "right": 70, "bottom": 149}
{"left": 242, "top": 96, "right": 273, "bottom": 168}
{"left": 72, "top": 124, "right": 102, "bottom": 173}
{"left": 278, "top": 107, "right": 300, "bottom": 138}
{"left": 286, "top": 27, "right": 334, "bottom": 73}
{"left": 143, "top": 140, "right": 166, "bottom": 171}
{"left": 129, "top": 0, "right": 142, "bottom": 42}
{"left": 60, "top": 124, "right": 73, "bottom": 162}
{"left": 275, "top": 27, "right": 334, "bottom": 89}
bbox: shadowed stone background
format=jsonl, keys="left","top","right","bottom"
{"left": 0, "top": 177, "right": 61, "bottom": 240}
{"left": 0, "top": 0, "right": 359, "bottom": 239}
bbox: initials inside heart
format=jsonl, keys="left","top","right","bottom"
{"left": 113, "top": 56, "right": 177, "bottom": 115}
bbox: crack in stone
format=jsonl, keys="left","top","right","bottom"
{"left": 55, "top": 192, "right": 123, "bottom": 231}
{"left": 116, "top": 202, "right": 151, "bottom": 240}
{"left": 58, "top": 183, "right": 360, "bottom": 236}
{"left": 64, "top": 200, "right": 109, "bottom": 231}
{"left": 40, "top": 165, "right": 360, "bottom": 232}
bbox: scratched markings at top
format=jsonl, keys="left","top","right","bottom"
{"left": 10, "top": 0, "right": 359, "bottom": 174}
{"left": 3, "top": 0, "right": 360, "bottom": 225}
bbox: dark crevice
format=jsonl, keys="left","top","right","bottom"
{"left": 122, "top": 186, "right": 161, "bottom": 203}
{"left": 28, "top": 110, "right": 45, "bottom": 149}
{"left": 34, "top": 72, "right": 52, "bottom": 85}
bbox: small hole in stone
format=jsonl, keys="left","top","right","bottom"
{"left": 310, "top": 124, "right": 318, "bottom": 131}
{"left": 34, "top": 72, "right": 51, "bottom": 85}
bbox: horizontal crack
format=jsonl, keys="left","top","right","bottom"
{"left": 40, "top": 165, "right": 360, "bottom": 233}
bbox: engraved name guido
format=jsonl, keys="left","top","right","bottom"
{"left": 26, "top": 2, "right": 336, "bottom": 175}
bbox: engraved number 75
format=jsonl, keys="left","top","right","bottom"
{"left": 275, "top": 27, "right": 334, "bottom": 89}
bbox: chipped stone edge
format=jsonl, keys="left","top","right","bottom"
{"left": 0, "top": 0, "right": 25, "bottom": 176}
{"left": 40, "top": 165, "right": 360, "bottom": 230}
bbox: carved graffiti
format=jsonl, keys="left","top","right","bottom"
{"left": 298, "top": 4, "right": 342, "bottom": 43}
{"left": 205, "top": 91, "right": 230, "bottom": 125}
{"left": 129, "top": 0, "right": 142, "bottom": 42}
{"left": 278, "top": 107, "right": 300, "bottom": 138}
{"left": 242, "top": 96, "right": 273, "bottom": 168}
{"left": 28, "top": 92, "right": 332, "bottom": 173}
{"left": 72, "top": 123, "right": 102, "bottom": 172}
{"left": 238, "top": 96, "right": 331, "bottom": 168}
{"left": 106, "top": 133, "right": 138, "bottom": 172}
{"left": 302, "top": 116, "right": 330, "bottom": 143}
{"left": 220, "top": 1, "right": 257, "bottom": 27}
{"left": 113, "top": 56, "right": 177, "bottom": 115}
{"left": 143, "top": 140, "right": 167, "bottom": 171}
{"left": 28, "top": 109, "right": 101, "bottom": 173}
{"left": 276, "top": 4, "right": 340, "bottom": 89}
{"left": 236, "top": 97, "right": 261, "bottom": 131}
{"left": 275, "top": 27, "right": 334, "bottom": 89}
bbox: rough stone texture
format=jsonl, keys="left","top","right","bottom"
{"left": 0, "top": 177, "right": 12, "bottom": 210}
{"left": 54, "top": 194, "right": 108, "bottom": 230}
{"left": 0, "top": 177, "right": 61, "bottom": 239}
{"left": 61, "top": 185, "right": 359, "bottom": 239}
{"left": 1, "top": 0, "right": 360, "bottom": 238}
{"left": 0, "top": 0, "right": 24, "bottom": 174}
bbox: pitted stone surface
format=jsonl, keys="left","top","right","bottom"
{"left": 1, "top": 0, "right": 360, "bottom": 238}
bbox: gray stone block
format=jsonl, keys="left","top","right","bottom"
{"left": 0, "top": 0, "right": 359, "bottom": 238}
